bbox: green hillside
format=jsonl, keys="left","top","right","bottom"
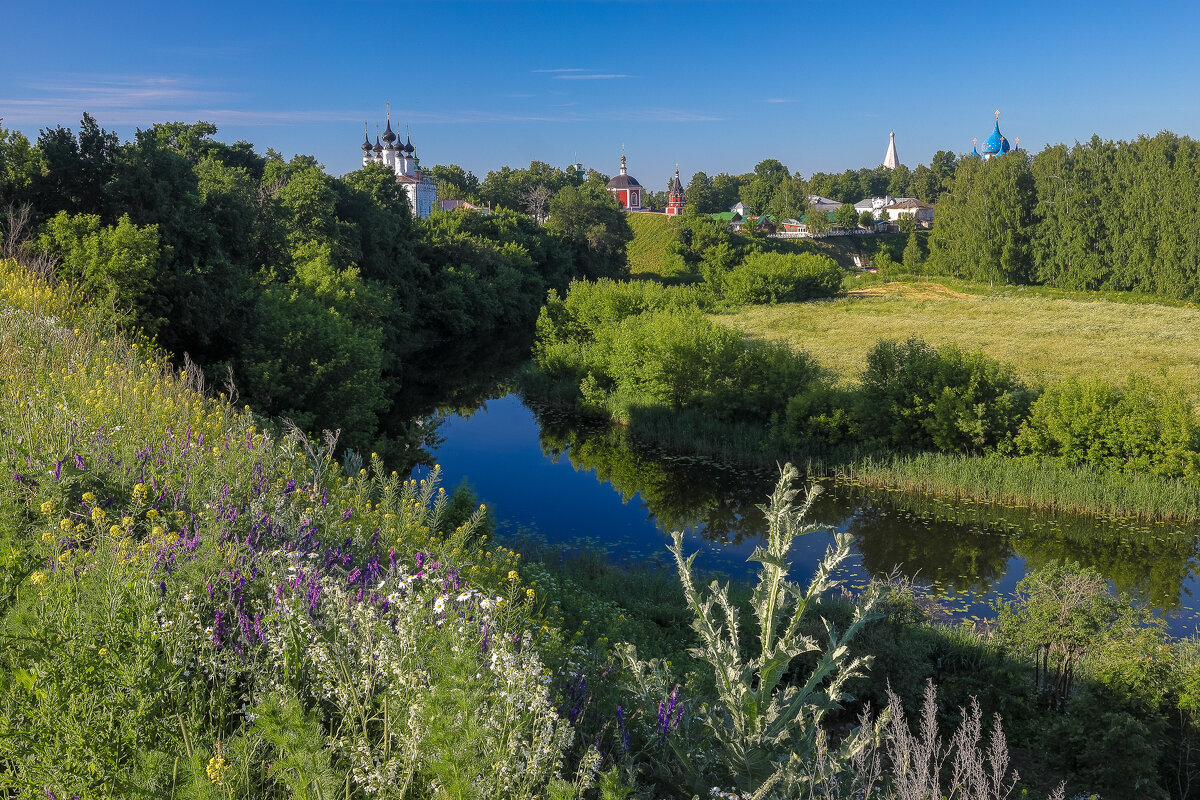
{"left": 625, "top": 212, "right": 683, "bottom": 279}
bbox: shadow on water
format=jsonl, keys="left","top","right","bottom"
{"left": 419, "top": 391, "right": 1200, "bottom": 636}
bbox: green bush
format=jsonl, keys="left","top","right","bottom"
{"left": 1015, "top": 376, "right": 1200, "bottom": 481}
{"left": 783, "top": 382, "right": 858, "bottom": 452}
{"left": 594, "top": 309, "right": 820, "bottom": 422}
{"left": 859, "top": 337, "right": 1033, "bottom": 454}
{"left": 719, "top": 251, "right": 843, "bottom": 304}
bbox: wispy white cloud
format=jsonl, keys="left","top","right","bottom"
{"left": 532, "top": 67, "right": 588, "bottom": 73}
{"left": 766, "top": 98, "right": 794, "bottom": 104}
{"left": 0, "top": 73, "right": 716, "bottom": 129}
{"left": 555, "top": 73, "right": 633, "bottom": 80}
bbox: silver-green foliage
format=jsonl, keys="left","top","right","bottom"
{"left": 637, "top": 463, "right": 879, "bottom": 796}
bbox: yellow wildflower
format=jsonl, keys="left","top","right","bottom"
{"left": 507, "top": 570, "right": 520, "bottom": 583}
{"left": 98, "top": 648, "right": 108, "bottom": 657}
{"left": 30, "top": 571, "right": 47, "bottom": 585}
{"left": 526, "top": 588, "right": 536, "bottom": 600}
{"left": 81, "top": 492, "right": 97, "bottom": 505}
{"left": 205, "top": 755, "right": 231, "bottom": 786}
{"left": 91, "top": 507, "right": 106, "bottom": 523}
{"left": 39, "top": 501, "right": 54, "bottom": 516}
{"left": 132, "top": 483, "right": 148, "bottom": 503}
{"left": 41, "top": 531, "right": 54, "bottom": 542}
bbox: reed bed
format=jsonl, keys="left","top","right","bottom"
{"left": 817, "top": 451, "right": 1200, "bottom": 522}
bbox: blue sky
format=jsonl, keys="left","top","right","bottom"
{"left": 3, "top": 0, "right": 1198, "bottom": 192}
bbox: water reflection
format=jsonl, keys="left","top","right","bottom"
{"left": 425, "top": 393, "right": 1200, "bottom": 635}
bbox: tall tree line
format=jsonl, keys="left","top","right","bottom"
{"left": 928, "top": 131, "right": 1200, "bottom": 298}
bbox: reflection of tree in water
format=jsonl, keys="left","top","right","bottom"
{"left": 386, "top": 330, "right": 535, "bottom": 471}
{"left": 531, "top": 405, "right": 774, "bottom": 544}
{"left": 838, "top": 496, "right": 1015, "bottom": 595}
{"left": 836, "top": 485, "right": 1200, "bottom": 610}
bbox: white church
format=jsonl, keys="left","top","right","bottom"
{"left": 360, "top": 106, "right": 438, "bottom": 218}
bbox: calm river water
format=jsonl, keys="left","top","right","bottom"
{"left": 417, "top": 393, "right": 1200, "bottom": 637}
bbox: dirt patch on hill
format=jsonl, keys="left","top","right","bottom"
{"left": 845, "top": 282, "right": 974, "bottom": 301}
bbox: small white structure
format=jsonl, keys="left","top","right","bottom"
{"left": 882, "top": 130, "right": 899, "bottom": 169}
{"left": 359, "top": 104, "right": 438, "bottom": 218}
{"left": 855, "top": 196, "right": 921, "bottom": 221}
{"left": 731, "top": 201, "right": 751, "bottom": 216}
{"left": 881, "top": 198, "right": 935, "bottom": 226}
{"left": 854, "top": 196, "right": 897, "bottom": 219}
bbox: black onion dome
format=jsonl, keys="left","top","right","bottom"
{"left": 606, "top": 174, "right": 641, "bottom": 189}
{"left": 373, "top": 135, "right": 383, "bottom": 154}
{"left": 404, "top": 134, "right": 415, "bottom": 154}
{"left": 382, "top": 119, "right": 396, "bottom": 143}
{"left": 362, "top": 128, "right": 372, "bottom": 152}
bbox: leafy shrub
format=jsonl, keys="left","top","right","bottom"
{"left": 1015, "top": 376, "right": 1200, "bottom": 481}
{"left": 719, "top": 251, "right": 843, "bottom": 304}
{"left": 533, "top": 279, "right": 817, "bottom": 424}
{"left": 36, "top": 210, "right": 160, "bottom": 325}
{"left": 596, "top": 309, "right": 819, "bottom": 422}
{"left": 783, "top": 382, "right": 859, "bottom": 452}
{"left": 860, "top": 337, "right": 1033, "bottom": 454}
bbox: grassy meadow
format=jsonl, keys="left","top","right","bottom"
{"left": 624, "top": 212, "right": 685, "bottom": 280}
{"left": 717, "top": 280, "right": 1200, "bottom": 402}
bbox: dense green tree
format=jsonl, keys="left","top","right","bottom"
{"left": 108, "top": 126, "right": 255, "bottom": 354}
{"left": 0, "top": 126, "right": 44, "bottom": 212}
{"left": 804, "top": 208, "right": 831, "bottom": 236}
{"left": 37, "top": 211, "right": 159, "bottom": 318}
{"left": 683, "top": 170, "right": 716, "bottom": 214}
{"left": 739, "top": 159, "right": 790, "bottom": 216}
{"left": 427, "top": 163, "right": 480, "bottom": 202}
{"left": 33, "top": 113, "right": 119, "bottom": 218}
{"left": 834, "top": 203, "right": 858, "bottom": 229}
{"left": 927, "top": 153, "right": 1036, "bottom": 284}
{"left": 545, "top": 183, "right": 631, "bottom": 279}
{"left": 710, "top": 172, "right": 744, "bottom": 212}
{"left": 479, "top": 161, "right": 576, "bottom": 211}
{"left": 902, "top": 231, "right": 923, "bottom": 269}
{"left": 886, "top": 163, "right": 913, "bottom": 197}
{"left": 767, "top": 175, "right": 807, "bottom": 221}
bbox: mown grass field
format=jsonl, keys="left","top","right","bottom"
{"left": 716, "top": 280, "right": 1200, "bottom": 403}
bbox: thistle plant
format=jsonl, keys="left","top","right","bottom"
{"left": 629, "top": 463, "right": 879, "bottom": 797}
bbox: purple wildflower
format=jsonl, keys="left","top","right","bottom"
{"left": 284, "top": 479, "right": 295, "bottom": 494}
{"left": 657, "top": 685, "right": 683, "bottom": 744}
{"left": 53, "top": 460, "right": 63, "bottom": 482}
{"left": 415, "top": 552, "right": 425, "bottom": 570}
{"left": 74, "top": 454, "right": 85, "bottom": 471}
{"left": 616, "top": 706, "right": 630, "bottom": 755}
{"left": 342, "top": 508, "right": 353, "bottom": 521}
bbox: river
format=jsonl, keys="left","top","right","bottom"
{"left": 416, "top": 392, "right": 1200, "bottom": 637}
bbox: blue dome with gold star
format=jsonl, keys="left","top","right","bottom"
{"left": 981, "top": 112, "right": 1011, "bottom": 158}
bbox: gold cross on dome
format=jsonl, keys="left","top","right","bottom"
{"left": 995, "top": 109, "right": 1000, "bottom": 120}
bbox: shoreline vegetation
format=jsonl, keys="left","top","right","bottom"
{"left": 532, "top": 213, "right": 1200, "bottom": 522}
